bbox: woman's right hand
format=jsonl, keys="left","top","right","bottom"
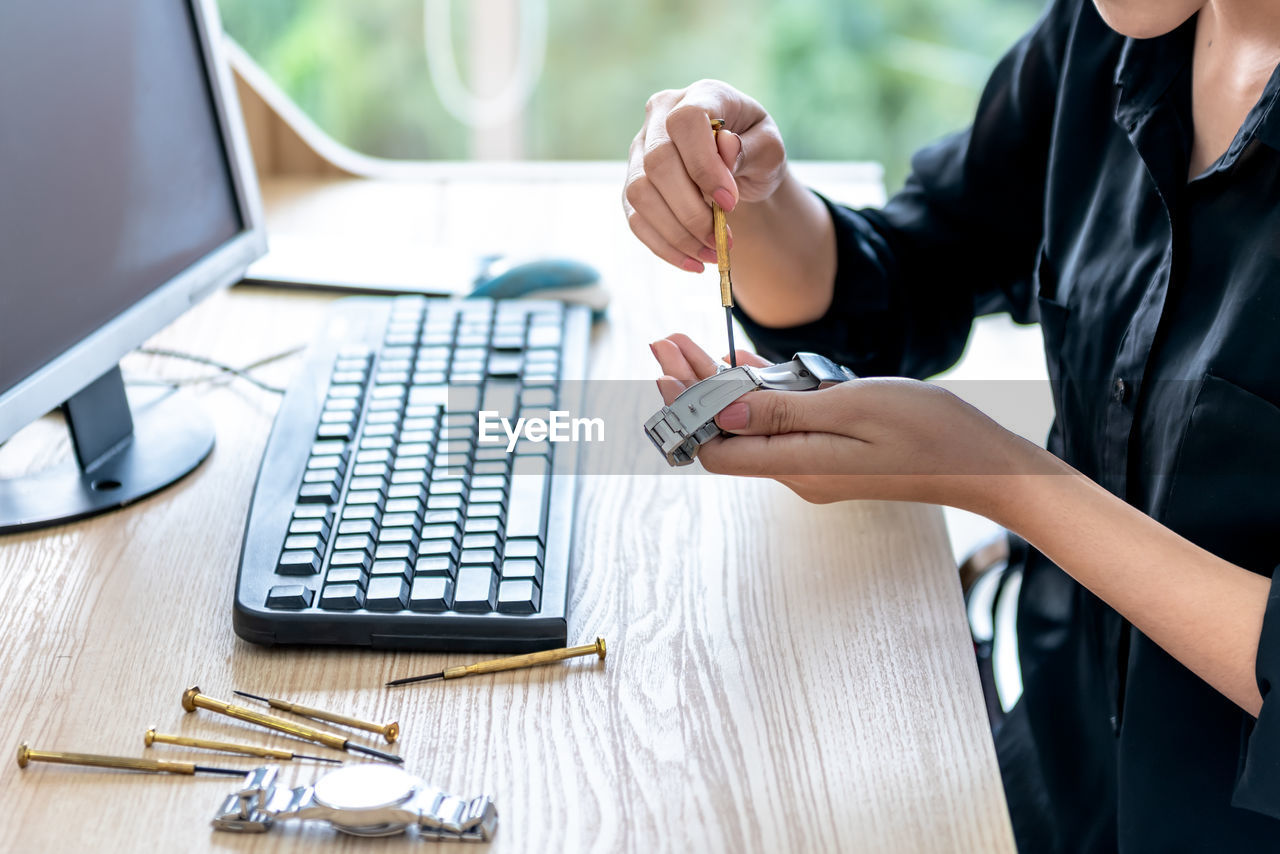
{"left": 623, "top": 79, "right": 788, "bottom": 272}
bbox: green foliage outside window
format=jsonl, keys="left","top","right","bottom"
{"left": 218, "top": 0, "right": 1040, "bottom": 189}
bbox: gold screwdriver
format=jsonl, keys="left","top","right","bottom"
{"left": 386, "top": 637, "right": 606, "bottom": 686}
{"left": 232, "top": 690, "right": 399, "bottom": 743}
{"left": 710, "top": 118, "right": 737, "bottom": 368}
{"left": 17, "top": 742, "right": 245, "bottom": 777}
{"left": 181, "top": 686, "right": 402, "bottom": 764}
{"left": 144, "top": 728, "right": 343, "bottom": 763}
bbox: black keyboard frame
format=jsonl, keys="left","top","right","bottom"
{"left": 233, "top": 297, "right": 590, "bottom": 651}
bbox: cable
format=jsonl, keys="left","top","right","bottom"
{"left": 129, "top": 345, "right": 305, "bottom": 395}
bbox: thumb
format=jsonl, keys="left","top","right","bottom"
{"left": 716, "top": 130, "right": 743, "bottom": 176}
{"left": 714, "top": 387, "right": 851, "bottom": 436}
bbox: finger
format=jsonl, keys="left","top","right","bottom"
{"left": 625, "top": 171, "right": 716, "bottom": 260}
{"left": 642, "top": 141, "right": 718, "bottom": 250}
{"left": 665, "top": 332, "right": 721, "bottom": 380}
{"left": 713, "top": 386, "right": 859, "bottom": 436}
{"left": 698, "top": 432, "right": 851, "bottom": 477}
{"left": 722, "top": 349, "right": 771, "bottom": 368}
{"left": 664, "top": 102, "right": 739, "bottom": 210}
{"left": 626, "top": 210, "right": 704, "bottom": 273}
{"left": 651, "top": 337, "right": 699, "bottom": 387}
{"left": 656, "top": 375, "right": 685, "bottom": 405}
{"left": 716, "top": 130, "right": 744, "bottom": 175}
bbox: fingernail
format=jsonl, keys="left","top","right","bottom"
{"left": 698, "top": 247, "right": 718, "bottom": 263}
{"left": 713, "top": 188, "right": 736, "bottom": 211}
{"left": 681, "top": 258, "right": 703, "bottom": 273}
{"left": 649, "top": 342, "right": 658, "bottom": 358}
{"left": 717, "top": 402, "right": 749, "bottom": 431}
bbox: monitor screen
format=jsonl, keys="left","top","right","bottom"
{"left": 0, "top": 0, "right": 243, "bottom": 399}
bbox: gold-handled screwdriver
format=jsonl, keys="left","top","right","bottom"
{"left": 710, "top": 118, "right": 737, "bottom": 368}
{"left": 181, "top": 686, "right": 402, "bottom": 764}
{"left": 144, "top": 728, "right": 343, "bottom": 764}
{"left": 386, "top": 637, "right": 606, "bottom": 686}
{"left": 232, "top": 691, "right": 399, "bottom": 743}
{"left": 16, "top": 742, "right": 245, "bottom": 777}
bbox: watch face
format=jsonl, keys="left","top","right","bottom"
{"left": 313, "top": 765, "right": 418, "bottom": 811}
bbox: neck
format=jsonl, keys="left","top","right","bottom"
{"left": 1198, "top": 2, "right": 1280, "bottom": 86}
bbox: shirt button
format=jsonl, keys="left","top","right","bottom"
{"left": 1112, "top": 378, "right": 1127, "bottom": 403}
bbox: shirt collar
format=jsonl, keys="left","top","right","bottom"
{"left": 1113, "top": 15, "right": 1280, "bottom": 156}
{"left": 1112, "top": 20, "right": 1195, "bottom": 133}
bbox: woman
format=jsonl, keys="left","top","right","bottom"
{"left": 622, "top": 0, "right": 1280, "bottom": 850}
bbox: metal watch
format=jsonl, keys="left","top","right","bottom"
{"left": 644, "top": 352, "right": 857, "bottom": 467}
{"left": 212, "top": 764, "right": 497, "bottom": 842}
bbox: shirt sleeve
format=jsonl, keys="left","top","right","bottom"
{"left": 735, "top": 0, "right": 1079, "bottom": 379}
{"left": 1232, "top": 567, "right": 1280, "bottom": 819}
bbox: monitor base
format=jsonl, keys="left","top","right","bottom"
{"left": 0, "top": 377, "right": 214, "bottom": 534}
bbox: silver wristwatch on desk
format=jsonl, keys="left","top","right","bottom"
{"left": 644, "top": 352, "right": 858, "bottom": 467}
{"left": 212, "top": 764, "right": 498, "bottom": 841}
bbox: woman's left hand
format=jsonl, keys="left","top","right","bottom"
{"left": 651, "top": 333, "right": 1058, "bottom": 517}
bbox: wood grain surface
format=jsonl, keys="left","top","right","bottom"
{"left": 0, "top": 167, "right": 1013, "bottom": 853}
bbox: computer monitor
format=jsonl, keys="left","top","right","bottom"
{"left": 0, "top": 0, "right": 266, "bottom": 532}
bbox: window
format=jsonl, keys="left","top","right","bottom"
{"left": 218, "top": 0, "right": 1040, "bottom": 187}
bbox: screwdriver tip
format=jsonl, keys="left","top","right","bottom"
{"left": 346, "top": 742, "right": 404, "bottom": 764}
{"left": 232, "top": 690, "right": 271, "bottom": 704}
{"left": 385, "top": 672, "right": 444, "bottom": 687}
{"left": 196, "top": 765, "right": 252, "bottom": 777}
{"left": 299, "top": 754, "right": 344, "bottom": 764}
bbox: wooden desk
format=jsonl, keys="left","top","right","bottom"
{"left": 0, "top": 167, "right": 1014, "bottom": 853}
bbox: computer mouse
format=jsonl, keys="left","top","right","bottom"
{"left": 470, "top": 257, "right": 609, "bottom": 319}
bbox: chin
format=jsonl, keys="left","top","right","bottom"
{"left": 1091, "top": 0, "right": 1204, "bottom": 39}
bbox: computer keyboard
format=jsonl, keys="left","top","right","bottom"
{"left": 233, "top": 296, "right": 590, "bottom": 651}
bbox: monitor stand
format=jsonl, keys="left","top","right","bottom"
{"left": 0, "top": 366, "right": 215, "bottom": 533}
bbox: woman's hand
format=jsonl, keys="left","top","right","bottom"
{"left": 623, "top": 80, "right": 787, "bottom": 272}
{"left": 651, "top": 333, "right": 1058, "bottom": 518}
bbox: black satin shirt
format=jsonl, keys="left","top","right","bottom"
{"left": 735, "top": 0, "right": 1280, "bottom": 849}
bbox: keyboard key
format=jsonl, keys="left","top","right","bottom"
{"left": 316, "top": 422, "right": 354, "bottom": 440}
{"left": 453, "top": 567, "right": 497, "bottom": 612}
{"left": 429, "top": 480, "right": 466, "bottom": 496}
{"left": 320, "top": 409, "right": 357, "bottom": 425}
{"left": 527, "top": 325, "right": 562, "bottom": 349}
{"left": 345, "top": 491, "right": 385, "bottom": 508}
{"left": 266, "top": 584, "right": 313, "bottom": 610}
{"left": 500, "top": 559, "right": 542, "bottom": 585}
{"left": 365, "top": 576, "right": 410, "bottom": 611}
{"left": 348, "top": 476, "right": 387, "bottom": 493}
{"left": 326, "top": 566, "right": 367, "bottom": 587}
{"left": 307, "top": 454, "right": 345, "bottom": 470}
{"left": 302, "top": 468, "right": 341, "bottom": 485}
{"left": 370, "top": 559, "right": 411, "bottom": 579}
{"left": 327, "top": 384, "right": 363, "bottom": 399}
{"left": 378, "top": 527, "right": 419, "bottom": 547}
{"left": 293, "top": 504, "right": 333, "bottom": 521}
{"left": 473, "top": 461, "right": 509, "bottom": 476}
{"left": 418, "top": 539, "right": 461, "bottom": 562}
{"left": 469, "top": 475, "right": 506, "bottom": 491}
{"left": 380, "top": 512, "right": 420, "bottom": 529}
{"left": 462, "top": 533, "right": 502, "bottom": 550}
{"left": 283, "top": 534, "right": 323, "bottom": 552}
{"left": 342, "top": 504, "right": 381, "bottom": 522}
{"left": 384, "top": 498, "right": 424, "bottom": 515}
{"left": 352, "top": 462, "right": 391, "bottom": 478}
{"left": 329, "top": 551, "right": 372, "bottom": 571}
{"left": 497, "top": 579, "right": 541, "bottom": 614}
{"left": 311, "top": 441, "right": 348, "bottom": 458}
{"left": 356, "top": 449, "right": 392, "bottom": 464}
{"left": 428, "top": 494, "right": 464, "bottom": 511}
{"left": 414, "top": 556, "right": 456, "bottom": 578}
{"left": 334, "top": 534, "right": 375, "bottom": 554}
{"left": 388, "top": 483, "right": 427, "bottom": 501}
{"left": 504, "top": 538, "right": 544, "bottom": 561}
{"left": 375, "top": 543, "right": 414, "bottom": 561}
{"left": 460, "top": 548, "right": 499, "bottom": 567}
{"left": 464, "top": 517, "right": 502, "bottom": 535}
{"left": 468, "top": 489, "right": 506, "bottom": 506}
{"left": 365, "top": 410, "right": 399, "bottom": 425}
{"left": 298, "top": 482, "right": 340, "bottom": 504}
{"left": 277, "top": 550, "right": 321, "bottom": 576}
{"left": 319, "top": 584, "right": 363, "bottom": 611}
{"left": 466, "top": 503, "right": 506, "bottom": 522}
{"left": 337, "top": 519, "right": 378, "bottom": 537}
{"left": 289, "top": 518, "right": 330, "bottom": 537}
{"left": 409, "top": 576, "right": 454, "bottom": 611}
{"left": 359, "top": 436, "right": 395, "bottom": 451}
{"left": 423, "top": 509, "right": 464, "bottom": 526}
{"left": 506, "top": 457, "right": 550, "bottom": 542}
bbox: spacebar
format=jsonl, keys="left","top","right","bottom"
{"left": 506, "top": 457, "right": 550, "bottom": 542}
